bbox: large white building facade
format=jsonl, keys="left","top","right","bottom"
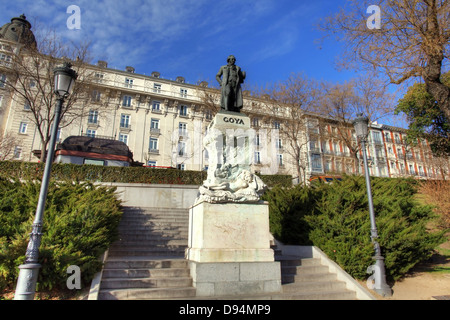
{"left": 1, "top": 15, "right": 448, "bottom": 181}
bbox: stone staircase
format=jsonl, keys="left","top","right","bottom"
{"left": 98, "top": 207, "right": 196, "bottom": 300}
{"left": 275, "top": 255, "right": 357, "bottom": 300}
{"left": 96, "top": 206, "right": 363, "bottom": 300}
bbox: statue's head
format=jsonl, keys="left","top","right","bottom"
{"left": 227, "top": 55, "right": 236, "bottom": 65}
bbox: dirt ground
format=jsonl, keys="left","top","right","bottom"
{"left": 365, "top": 242, "right": 450, "bottom": 300}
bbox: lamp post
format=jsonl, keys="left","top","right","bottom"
{"left": 14, "top": 62, "right": 77, "bottom": 300}
{"left": 352, "top": 113, "right": 392, "bottom": 297}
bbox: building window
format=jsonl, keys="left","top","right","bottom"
{"left": 310, "top": 140, "right": 320, "bottom": 153}
{"left": 255, "top": 134, "right": 260, "bottom": 146}
{"left": 150, "top": 118, "right": 160, "bottom": 131}
{"left": 0, "top": 53, "right": 11, "bottom": 63}
{"left": 205, "top": 110, "right": 212, "bottom": 120}
{"left": 13, "top": 146, "right": 22, "bottom": 159}
{"left": 179, "top": 122, "right": 187, "bottom": 136}
{"left": 120, "top": 114, "right": 131, "bottom": 129}
{"left": 0, "top": 74, "right": 6, "bottom": 88}
{"left": 147, "top": 160, "right": 157, "bottom": 167}
{"left": 88, "top": 110, "right": 99, "bottom": 124}
{"left": 122, "top": 95, "right": 132, "bottom": 107}
{"left": 19, "top": 122, "right": 28, "bottom": 134}
{"left": 178, "top": 141, "right": 186, "bottom": 156}
{"left": 86, "top": 129, "right": 96, "bottom": 137}
{"left": 91, "top": 90, "right": 101, "bottom": 102}
{"left": 152, "top": 101, "right": 161, "bottom": 111}
{"left": 94, "top": 73, "right": 104, "bottom": 83}
{"left": 324, "top": 160, "right": 331, "bottom": 172}
{"left": 125, "top": 78, "right": 134, "bottom": 88}
{"left": 254, "top": 151, "right": 261, "bottom": 164}
{"left": 384, "top": 132, "right": 392, "bottom": 142}
{"left": 252, "top": 117, "right": 260, "bottom": 128}
{"left": 24, "top": 101, "right": 31, "bottom": 111}
{"left": 372, "top": 131, "right": 382, "bottom": 144}
{"left": 273, "top": 121, "right": 280, "bottom": 130}
{"left": 276, "top": 138, "right": 283, "bottom": 150}
{"left": 153, "top": 83, "right": 161, "bottom": 93}
{"left": 119, "top": 133, "right": 128, "bottom": 145}
{"left": 180, "top": 88, "right": 187, "bottom": 98}
{"left": 179, "top": 105, "right": 188, "bottom": 117}
{"left": 311, "top": 154, "right": 322, "bottom": 172}
{"left": 277, "top": 154, "right": 283, "bottom": 167}
{"left": 149, "top": 137, "right": 158, "bottom": 152}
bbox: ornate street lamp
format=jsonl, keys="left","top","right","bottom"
{"left": 14, "top": 62, "right": 78, "bottom": 300}
{"left": 353, "top": 113, "right": 392, "bottom": 297}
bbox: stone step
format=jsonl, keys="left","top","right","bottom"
{"left": 110, "top": 239, "right": 188, "bottom": 247}
{"left": 115, "top": 234, "right": 187, "bottom": 242}
{"left": 108, "top": 243, "right": 187, "bottom": 251}
{"left": 102, "top": 267, "right": 190, "bottom": 279}
{"left": 107, "top": 249, "right": 186, "bottom": 257}
{"left": 118, "top": 225, "right": 188, "bottom": 232}
{"left": 119, "top": 218, "right": 189, "bottom": 227}
{"left": 100, "top": 277, "right": 193, "bottom": 289}
{"left": 104, "top": 258, "right": 188, "bottom": 269}
{"left": 282, "top": 280, "right": 347, "bottom": 293}
{"left": 279, "top": 290, "right": 357, "bottom": 300}
{"left": 282, "top": 264, "right": 330, "bottom": 275}
{"left": 281, "top": 272, "right": 337, "bottom": 283}
{"left": 278, "top": 258, "right": 321, "bottom": 267}
{"left": 98, "top": 287, "right": 196, "bottom": 300}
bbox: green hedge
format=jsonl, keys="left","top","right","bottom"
{"left": 0, "top": 178, "right": 122, "bottom": 293}
{"left": 263, "top": 175, "right": 447, "bottom": 281}
{"left": 0, "top": 161, "right": 292, "bottom": 188}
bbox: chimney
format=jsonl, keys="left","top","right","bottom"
{"left": 97, "top": 60, "right": 108, "bottom": 68}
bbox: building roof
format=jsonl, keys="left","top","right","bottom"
{"left": 57, "top": 136, "right": 134, "bottom": 160}
{"left": 0, "top": 14, "right": 36, "bottom": 47}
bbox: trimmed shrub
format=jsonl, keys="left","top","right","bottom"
{"left": 262, "top": 184, "right": 320, "bottom": 245}
{"left": 307, "top": 176, "right": 446, "bottom": 280}
{"left": 266, "top": 175, "right": 446, "bottom": 281}
{"left": 0, "top": 178, "right": 122, "bottom": 292}
{"left": 0, "top": 161, "right": 292, "bottom": 188}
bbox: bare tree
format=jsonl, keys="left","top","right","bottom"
{"left": 2, "top": 27, "right": 98, "bottom": 162}
{"left": 316, "top": 76, "right": 394, "bottom": 174}
{"left": 0, "top": 133, "right": 21, "bottom": 161}
{"left": 256, "top": 73, "right": 320, "bottom": 184}
{"left": 319, "top": 0, "right": 450, "bottom": 120}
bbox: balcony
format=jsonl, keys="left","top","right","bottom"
{"left": 150, "top": 128, "right": 160, "bottom": 135}
{"left": 120, "top": 124, "right": 132, "bottom": 132}
{"left": 148, "top": 148, "right": 159, "bottom": 154}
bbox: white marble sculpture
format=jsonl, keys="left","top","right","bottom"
{"left": 195, "top": 111, "right": 267, "bottom": 204}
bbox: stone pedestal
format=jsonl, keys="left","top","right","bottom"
{"left": 185, "top": 201, "right": 281, "bottom": 297}
{"left": 186, "top": 201, "right": 274, "bottom": 262}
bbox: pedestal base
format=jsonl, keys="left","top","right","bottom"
{"left": 186, "top": 201, "right": 274, "bottom": 263}
{"left": 185, "top": 201, "right": 281, "bottom": 296}
{"left": 188, "top": 261, "right": 281, "bottom": 297}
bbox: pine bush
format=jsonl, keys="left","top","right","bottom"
{"left": 0, "top": 178, "right": 122, "bottom": 292}
{"left": 266, "top": 175, "right": 446, "bottom": 281}
{"left": 262, "top": 184, "right": 320, "bottom": 245}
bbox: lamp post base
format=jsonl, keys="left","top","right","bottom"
{"left": 14, "top": 263, "right": 41, "bottom": 300}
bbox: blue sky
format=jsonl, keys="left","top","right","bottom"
{"left": 1, "top": 0, "right": 358, "bottom": 84}
{"left": 0, "top": 0, "right": 407, "bottom": 126}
